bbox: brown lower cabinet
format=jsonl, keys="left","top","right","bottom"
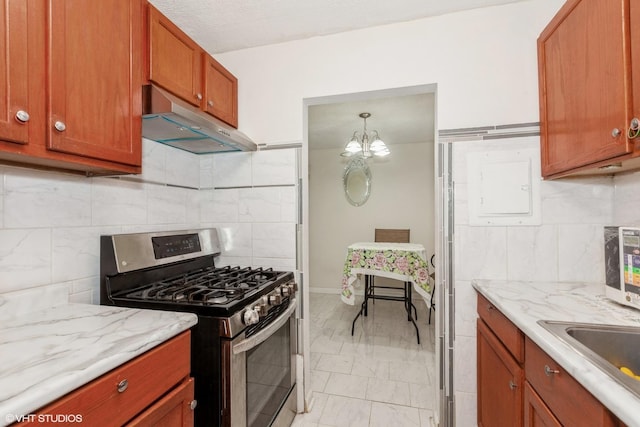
{"left": 18, "top": 331, "right": 194, "bottom": 427}
{"left": 477, "top": 294, "right": 524, "bottom": 426}
{"left": 477, "top": 294, "right": 625, "bottom": 427}
{"left": 524, "top": 382, "right": 560, "bottom": 427}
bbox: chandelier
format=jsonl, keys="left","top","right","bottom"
{"left": 340, "top": 112, "right": 390, "bottom": 158}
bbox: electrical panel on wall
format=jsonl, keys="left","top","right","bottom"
{"left": 467, "top": 143, "right": 541, "bottom": 226}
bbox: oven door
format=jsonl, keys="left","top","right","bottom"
{"left": 222, "top": 298, "right": 298, "bottom": 427}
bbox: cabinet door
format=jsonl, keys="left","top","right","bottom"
{"left": 148, "top": 4, "right": 202, "bottom": 107}
{"left": 524, "top": 382, "right": 561, "bottom": 427}
{"left": 127, "top": 378, "right": 195, "bottom": 427}
{"left": 538, "top": 0, "right": 630, "bottom": 177}
{"left": 48, "top": 0, "right": 142, "bottom": 167}
{"left": 631, "top": 0, "right": 640, "bottom": 131}
{"left": 203, "top": 53, "right": 238, "bottom": 128}
{"left": 0, "top": 0, "right": 30, "bottom": 145}
{"left": 477, "top": 319, "right": 523, "bottom": 427}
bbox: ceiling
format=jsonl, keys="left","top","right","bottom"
{"left": 148, "top": 0, "right": 522, "bottom": 150}
{"left": 308, "top": 93, "right": 435, "bottom": 151}
{"left": 148, "top": 0, "right": 528, "bottom": 54}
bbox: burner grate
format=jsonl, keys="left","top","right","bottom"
{"left": 118, "top": 266, "right": 279, "bottom": 306}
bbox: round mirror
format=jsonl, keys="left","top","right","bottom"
{"left": 343, "top": 157, "right": 372, "bottom": 207}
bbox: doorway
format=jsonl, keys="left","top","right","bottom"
{"left": 299, "top": 84, "right": 442, "bottom": 425}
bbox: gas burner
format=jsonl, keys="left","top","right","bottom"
{"left": 117, "top": 265, "right": 282, "bottom": 307}
{"left": 202, "top": 291, "right": 228, "bottom": 304}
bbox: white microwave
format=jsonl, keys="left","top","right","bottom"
{"left": 605, "top": 226, "right": 640, "bottom": 310}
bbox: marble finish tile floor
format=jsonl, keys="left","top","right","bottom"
{"left": 292, "top": 292, "right": 437, "bottom": 427}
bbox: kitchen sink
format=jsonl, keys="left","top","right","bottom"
{"left": 537, "top": 320, "right": 640, "bottom": 398}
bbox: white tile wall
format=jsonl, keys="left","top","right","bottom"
{"left": 506, "top": 225, "right": 558, "bottom": 282}
{"left": 614, "top": 170, "right": 640, "bottom": 226}
{"left": 139, "top": 138, "right": 167, "bottom": 183}
{"left": 137, "top": 138, "right": 200, "bottom": 188}
{"left": 166, "top": 147, "right": 200, "bottom": 188}
{"left": 52, "top": 226, "right": 110, "bottom": 283}
{"left": 0, "top": 145, "right": 298, "bottom": 309}
{"left": 202, "top": 148, "right": 299, "bottom": 269}
{"left": 239, "top": 187, "right": 284, "bottom": 222}
{"left": 213, "top": 152, "right": 252, "bottom": 187}
{"left": 541, "top": 176, "right": 614, "bottom": 224}
{"left": 199, "top": 155, "right": 214, "bottom": 189}
{"left": 451, "top": 136, "right": 615, "bottom": 424}
{"left": 253, "top": 223, "right": 296, "bottom": 259}
{"left": 252, "top": 149, "right": 297, "bottom": 185}
{"left": 4, "top": 169, "right": 91, "bottom": 228}
{"left": 0, "top": 229, "right": 51, "bottom": 293}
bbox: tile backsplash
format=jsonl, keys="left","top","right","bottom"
{"left": 446, "top": 127, "right": 622, "bottom": 425}
{"left": 0, "top": 140, "right": 298, "bottom": 306}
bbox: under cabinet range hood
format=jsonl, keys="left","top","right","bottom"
{"left": 141, "top": 85, "right": 257, "bottom": 154}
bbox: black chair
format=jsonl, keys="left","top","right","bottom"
{"left": 428, "top": 254, "right": 435, "bottom": 324}
{"left": 370, "top": 229, "right": 414, "bottom": 318}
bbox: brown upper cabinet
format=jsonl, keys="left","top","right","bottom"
{"left": 147, "top": 4, "right": 239, "bottom": 128}
{"left": 538, "top": 0, "right": 640, "bottom": 179}
{"left": 0, "top": 0, "right": 142, "bottom": 175}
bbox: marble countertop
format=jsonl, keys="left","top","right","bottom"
{"left": 473, "top": 280, "right": 640, "bottom": 427}
{"left": 0, "top": 303, "right": 197, "bottom": 426}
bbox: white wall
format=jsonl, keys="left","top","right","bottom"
{"left": 214, "top": 0, "right": 573, "bottom": 424}
{"left": 309, "top": 142, "right": 433, "bottom": 290}
{"left": 217, "top": 0, "right": 564, "bottom": 145}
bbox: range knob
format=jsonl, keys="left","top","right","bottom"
{"left": 281, "top": 286, "right": 291, "bottom": 297}
{"left": 242, "top": 308, "right": 259, "bottom": 325}
{"left": 269, "top": 293, "right": 282, "bottom": 305}
{"left": 256, "top": 303, "right": 269, "bottom": 317}
{"left": 289, "top": 282, "right": 298, "bottom": 292}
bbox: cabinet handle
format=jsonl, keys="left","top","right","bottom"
{"left": 629, "top": 118, "right": 640, "bottom": 139}
{"left": 116, "top": 379, "right": 128, "bottom": 393}
{"left": 190, "top": 400, "right": 198, "bottom": 410}
{"left": 15, "top": 110, "right": 30, "bottom": 123}
{"left": 195, "top": 93, "right": 203, "bottom": 101}
{"left": 544, "top": 365, "right": 559, "bottom": 376}
{"left": 487, "top": 305, "right": 494, "bottom": 311}
{"left": 207, "top": 100, "right": 214, "bottom": 107}
{"left": 508, "top": 380, "right": 517, "bottom": 390}
{"left": 54, "top": 121, "right": 66, "bottom": 132}
{"left": 611, "top": 128, "right": 622, "bottom": 138}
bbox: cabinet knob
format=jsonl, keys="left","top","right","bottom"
{"left": 207, "top": 100, "right": 214, "bottom": 107}
{"left": 190, "top": 400, "right": 198, "bottom": 410}
{"left": 54, "top": 121, "right": 66, "bottom": 132}
{"left": 611, "top": 128, "right": 622, "bottom": 138}
{"left": 195, "top": 93, "right": 203, "bottom": 101}
{"left": 544, "top": 365, "right": 559, "bottom": 376}
{"left": 508, "top": 380, "right": 517, "bottom": 390}
{"left": 629, "top": 118, "right": 640, "bottom": 139}
{"left": 116, "top": 379, "right": 128, "bottom": 393}
{"left": 15, "top": 110, "right": 30, "bottom": 123}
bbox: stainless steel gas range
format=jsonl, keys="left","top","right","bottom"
{"left": 100, "top": 229, "right": 298, "bottom": 427}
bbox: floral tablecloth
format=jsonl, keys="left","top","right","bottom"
{"left": 340, "top": 242, "right": 432, "bottom": 305}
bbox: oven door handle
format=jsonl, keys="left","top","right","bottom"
{"left": 233, "top": 297, "right": 297, "bottom": 355}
